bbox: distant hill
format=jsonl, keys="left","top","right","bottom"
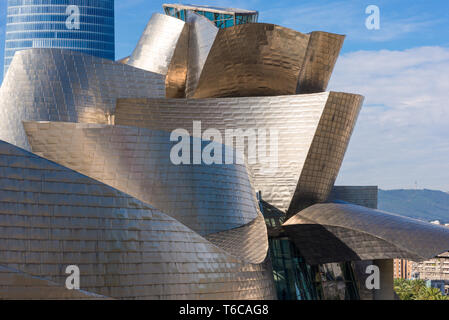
{"left": 378, "top": 189, "right": 449, "bottom": 223}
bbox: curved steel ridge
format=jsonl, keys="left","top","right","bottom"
{"left": 0, "top": 49, "right": 165, "bottom": 151}
{"left": 192, "top": 23, "right": 345, "bottom": 98}
{"left": 127, "top": 13, "right": 187, "bottom": 75}
{"left": 113, "top": 92, "right": 363, "bottom": 215}
{"left": 23, "top": 122, "right": 261, "bottom": 237}
{"left": 283, "top": 203, "right": 449, "bottom": 264}
{"left": 0, "top": 139, "right": 275, "bottom": 299}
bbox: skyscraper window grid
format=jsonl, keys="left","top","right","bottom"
{"left": 3, "top": 0, "right": 115, "bottom": 77}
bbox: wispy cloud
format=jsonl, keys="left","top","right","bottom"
{"left": 330, "top": 46, "right": 449, "bottom": 190}
{"left": 261, "top": 0, "right": 441, "bottom": 43}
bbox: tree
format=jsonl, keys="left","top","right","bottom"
{"left": 394, "top": 279, "right": 448, "bottom": 300}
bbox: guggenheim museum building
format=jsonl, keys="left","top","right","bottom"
{"left": 0, "top": 2, "right": 449, "bottom": 300}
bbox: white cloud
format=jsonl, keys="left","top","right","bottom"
{"left": 261, "top": 1, "right": 440, "bottom": 43}
{"left": 330, "top": 46, "right": 449, "bottom": 191}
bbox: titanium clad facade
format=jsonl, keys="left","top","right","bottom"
{"left": 4, "top": 0, "right": 115, "bottom": 77}
{"left": 0, "top": 139, "right": 275, "bottom": 299}
{"left": 0, "top": 49, "right": 165, "bottom": 150}
{"left": 287, "top": 92, "right": 363, "bottom": 216}
{"left": 193, "top": 23, "right": 310, "bottom": 98}
{"left": 127, "top": 13, "right": 186, "bottom": 75}
{"left": 24, "top": 122, "right": 262, "bottom": 239}
{"left": 1, "top": 2, "right": 448, "bottom": 300}
{"left": 192, "top": 25, "right": 344, "bottom": 99}
{"left": 165, "top": 24, "right": 189, "bottom": 98}
{"left": 204, "top": 212, "right": 268, "bottom": 263}
{"left": 0, "top": 265, "right": 110, "bottom": 300}
{"left": 185, "top": 11, "right": 218, "bottom": 98}
{"left": 297, "top": 32, "right": 345, "bottom": 94}
{"left": 283, "top": 203, "right": 449, "bottom": 265}
{"left": 113, "top": 92, "right": 363, "bottom": 214}
{"left": 328, "top": 186, "right": 378, "bottom": 209}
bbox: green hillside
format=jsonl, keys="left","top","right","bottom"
{"left": 378, "top": 189, "right": 449, "bottom": 223}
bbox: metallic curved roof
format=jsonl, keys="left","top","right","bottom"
{"left": 113, "top": 92, "right": 363, "bottom": 216}
{"left": 193, "top": 23, "right": 310, "bottom": 98}
{"left": 0, "top": 49, "right": 165, "bottom": 151}
{"left": 297, "top": 32, "right": 345, "bottom": 94}
{"left": 0, "top": 265, "right": 111, "bottom": 300}
{"left": 185, "top": 11, "right": 218, "bottom": 98}
{"left": 0, "top": 139, "right": 275, "bottom": 299}
{"left": 283, "top": 203, "right": 449, "bottom": 265}
{"left": 192, "top": 24, "right": 344, "bottom": 98}
{"left": 205, "top": 212, "right": 269, "bottom": 263}
{"left": 24, "top": 122, "right": 261, "bottom": 237}
{"left": 127, "top": 13, "right": 187, "bottom": 75}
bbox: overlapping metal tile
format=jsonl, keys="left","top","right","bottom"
{"left": 0, "top": 49, "right": 165, "bottom": 150}
{"left": 185, "top": 11, "right": 219, "bottom": 98}
{"left": 127, "top": 13, "right": 187, "bottom": 75}
{"left": 24, "top": 122, "right": 261, "bottom": 237}
{"left": 113, "top": 92, "right": 363, "bottom": 215}
{"left": 296, "top": 32, "right": 345, "bottom": 94}
{"left": 192, "top": 23, "right": 310, "bottom": 98}
{"left": 191, "top": 24, "right": 344, "bottom": 98}
{"left": 283, "top": 203, "right": 449, "bottom": 265}
{"left": 205, "top": 212, "right": 269, "bottom": 263}
{"left": 0, "top": 265, "right": 110, "bottom": 300}
{"left": 287, "top": 92, "right": 363, "bottom": 215}
{"left": 0, "top": 139, "right": 276, "bottom": 299}
{"left": 165, "top": 23, "right": 190, "bottom": 98}
{"left": 328, "top": 186, "right": 378, "bottom": 209}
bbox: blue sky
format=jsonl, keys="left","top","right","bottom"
{"left": 0, "top": 1, "right": 5, "bottom": 81}
{"left": 1, "top": 1, "right": 449, "bottom": 191}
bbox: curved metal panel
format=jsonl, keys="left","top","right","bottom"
{"left": 114, "top": 92, "right": 363, "bottom": 214}
{"left": 0, "top": 49, "right": 165, "bottom": 151}
{"left": 0, "top": 265, "right": 110, "bottom": 300}
{"left": 116, "top": 56, "right": 130, "bottom": 64}
{"left": 283, "top": 203, "right": 449, "bottom": 265}
{"left": 24, "top": 122, "right": 260, "bottom": 237}
{"left": 0, "top": 139, "right": 276, "bottom": 299}
{"left": 287, "top": 92, "right": 363, "bottom": 216}
{"left": 127, "top": 13, "right": 186, "bottom": 75}
{"left": 297, "top": 32, "right": 345, "bottom": 94}
{"left": 185, "top": 11, "right": 219, "bottom": 98}
{"left": 193, "top": 23, "right": 310, "bottom": 98}
{"left": 165, "top": 24, "right": 190, "bottom": 98}
{"left": 205, "top": 212, "right": 269, "bottom": 263}
{"left": 328, "top": 186, "right": 378, "bottom": 209}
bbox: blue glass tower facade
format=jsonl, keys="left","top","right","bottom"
{"left": 4, "top": 0, "right": 114, "bottom": 77}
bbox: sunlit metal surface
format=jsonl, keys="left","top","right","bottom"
{"left": 191, "top": 24, "right": 344, "bottom": 98}
{"left": 193, "top": 23, "right": 310, "bottom": 98}
{"left": 0, "top": 265, "right": 111, "bottom": 300}
{"left": 185, "top": 11, "right": 219, "bottom": 97}
{"left": 296, "top": 32, "right": 345, "bottom": 94}
{"left": 0, "top": 49, "right": 165, "bottom": 151}
{"left": 0, "top": 1, "right": 435, "bottom": 301}
{"left": 113, "top": 92, "right": 362, "bottom": 215}
{"left": 0, "top": 139, "right": 276, "bottom": 299}
{"left": 287, "top": 92, "right": 363, "bottom": 216}
{"left": 24, "top": 122, "right": 261, "bottom": 237}
{"left": 205, "top": 211, "right": 268, "bottom": 263}
{"left": 116, "top": 56, "right": 130, "bottom": 64}
{"left": 283, "top": 203, "right": 449, "bottom": 265}
{"left": 328, "top": 186, "right": 378, "bottom": 209}
{"left": 165, "top": 24, "right": 189, "bottom": 98}
{"left": 127, "top": 13, "right": 187, "bottom": 75}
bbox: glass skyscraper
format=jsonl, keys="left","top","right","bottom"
{"left": 3, "top": 0, "right": 115, "bottom": 77}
